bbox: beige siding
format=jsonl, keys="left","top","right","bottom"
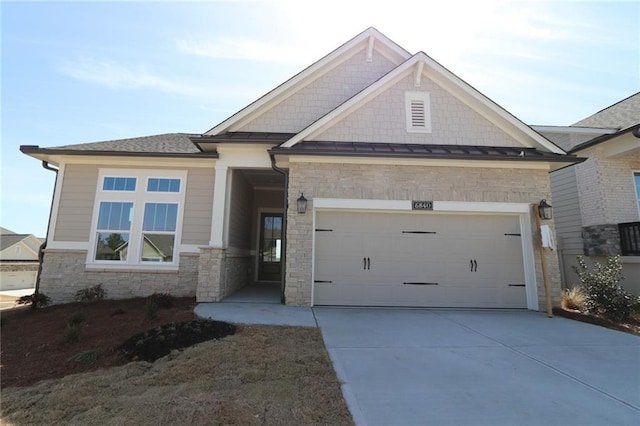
{"left": 550, "top": 166, "right": 583, "bottom": 253}
{"left": 54, "top": 164, "right": 98, "bottom": 241}
{"left": 238, "top": 49, "right": 397, "bottom": 133}
{"left": 315, "top": 74, "right": 520, "bottom": 147}
{"left": 227, "top": 170, "right": 252, "bottom": 250}
{"left": 182, "top": 168, "right": 214, "bottom": 245}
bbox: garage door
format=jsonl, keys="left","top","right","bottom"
{"left": 313, "top": 211, "right": 527, "bottom": 308}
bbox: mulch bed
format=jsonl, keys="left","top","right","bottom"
{"left": 553, "top": 307, "right": 640, "bottom": 336}
{"left": 1, "top": 297, "right": 199, "bottom": 388}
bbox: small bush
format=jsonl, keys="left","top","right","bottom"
{"left": 64, "top": 323, "right": 83, "bottom": 343}
{"left": 69, "top": 312, "right": 86, "bottom": 326}
{"left": 561, "top": 286, "right": 587, "bottom": 311}
{"left": 148, "top": 292, "right": 174, "bottom": 309}
{"left": 144, "top": 298, "right": 159, "bottom": 319}
{"left": 16, "top": 292, "right": 51, "bottom": 309}
{"left": 573, "top": 255, "right": 640, "bottom": 321}
{"left": 72, "top": 349, "right": 102, "bottom": 364}
{"left": 75, "top": 284, "right": 106, "bottom": 304}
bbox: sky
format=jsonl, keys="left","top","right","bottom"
{"left": 1, "top": 0, "right": 639, "bottom": 237}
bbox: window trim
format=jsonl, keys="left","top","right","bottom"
{"left": 634, "top": 171, "right": 640, "bottom": 217}
{"left": 87, "top": 169, "right": 187, "bottom": 269}
{"left": 405, "top": 91, "right": 432, "bottom": 133}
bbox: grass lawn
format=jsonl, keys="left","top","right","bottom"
{"left": 0, "top": 297, "right": 353, "bottom": 425}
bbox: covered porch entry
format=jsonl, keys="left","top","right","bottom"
{"left": 196, "top": 167, "right": 285, "bottom": 303}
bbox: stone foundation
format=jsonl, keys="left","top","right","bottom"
{"left": 582, "top": 224, "right": 621, "bottom": 256}
{"left": 196, "top": 247, "right": 251, "bottom": 302}
{"left": 39, "top": 250, "right": 198, "bottom": 304}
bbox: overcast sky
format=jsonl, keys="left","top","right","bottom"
{"left": 2, "top": 0, "right": 639, "bottom": 237}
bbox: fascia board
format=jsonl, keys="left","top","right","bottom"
{"left": 205, "top": 28, "right": 411, "bottom": 136}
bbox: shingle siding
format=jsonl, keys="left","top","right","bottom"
{"left": 237, "top": 50, "right": 397, "bottom": 133}
{"left": 316, "top": 75, "right": 520, "bottom": 147}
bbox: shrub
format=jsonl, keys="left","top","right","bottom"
{"left": 148, "top": 292, "right": 174, "bottom": 309}
{"left": 144, "top": 298, "right": 159, "bottom": 319}
{"left": 64, "top": 323, "right": 83, "bottom": 342}
{"left": 72, "top": 349, "right": 102, "bottom": 364}
{"left": 69, "top": 312, "right": 87, "bottom": 326}
{"left": 561, "top": 286, "right": 587, "bottom": 312}
{"left": 75, "top": 284, "right": 106, "bottom": 304}
{"left": 16, "top": 292, "right": 51, "bottom": 309}
{"left": 573, "top": 255, "right": 640, "bottom": 321}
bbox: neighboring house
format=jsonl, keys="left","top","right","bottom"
{"left": 20, "top": 28, "right": 583, "bottom": 309}
{"left": 0, "top": 228, "right": 42, "bottom": 291}
{"left": 540, "top": 92, "right": 640, "bottom": 295}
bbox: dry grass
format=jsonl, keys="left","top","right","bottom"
{"left": 561, "top": 286, "right": 587, "bottom": 311}
{"left": 1, "top": 325, "right": 353, "bottom": 426}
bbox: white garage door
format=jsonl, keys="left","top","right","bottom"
{"left": 313, "top": 211, "right": 527, "bottom": 308}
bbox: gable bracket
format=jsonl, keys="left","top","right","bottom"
{"left": 366, "top": 35, "right": 374, "bottom": 62}
{"left": 414, "top": 61, "right": 424, "bottom": 87}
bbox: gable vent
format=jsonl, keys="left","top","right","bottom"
{"left": 405, "top": 92, "right": 432, "bottom": 133}
{"left": 410, "top": 100, "right": 426, "bottom": 127}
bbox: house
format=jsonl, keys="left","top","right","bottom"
{"left": 20, "top": 28, "right": 583, "bottom": 310}
{"left": 540, "top": 93, "right": 640, "bottom": 294}
{"left": 0, "top": 227, "right": 42, "bottom": 291}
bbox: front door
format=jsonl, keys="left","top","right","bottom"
{"left": 258, "top": 213, "right": 283, "bottom": 281}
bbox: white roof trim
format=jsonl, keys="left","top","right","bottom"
{"left": 204, "top": 27, "right": 411, "bottom": 136}
{"left": 282, "top": 52, "right": 566, "bottom": 154}
{"left": 531, "top": 125, "right": 619, "bottom": 135}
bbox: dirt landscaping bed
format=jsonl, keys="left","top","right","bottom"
{"left": 553, "top": 307, "right": 640, "bottom": 336}
{"left": 1, "top": 297, "right": 352, "bottom": 425}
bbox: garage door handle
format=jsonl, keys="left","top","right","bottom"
{"left": 364, "top": 257, "right": 367, "bottom": 270}
{"left": 470, "top": 259, "right": 478, "bottom": 272}
{"left": 367, "top": 257, "right": 371, "bottom": 270}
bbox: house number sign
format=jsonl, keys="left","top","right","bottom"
{"left": 412, "top": 200, "right": 433, "bottom": 210}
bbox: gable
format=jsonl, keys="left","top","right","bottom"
{"left": 236, "top": 49, "right": 398, "bottom": 133}
{"left": 312, "top": 73, "right": 522, "bottom": 148}
{"left": 205, "top": 27, "right": 410, "bottom": 136}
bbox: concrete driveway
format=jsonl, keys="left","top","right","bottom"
{"left": 314, "top": 308, "right": 640, "bottom": 426}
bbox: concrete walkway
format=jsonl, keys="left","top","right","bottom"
{"left": 197, "top": 302, "right": 640, "bottom": 425}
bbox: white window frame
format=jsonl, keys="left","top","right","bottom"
{"left": 634, "top": 171, "right": 640, "bottom": 217}
{"left": 405, "top": 91, "right": 432, "bottom": 133}
{"left": 87, "top": 169, "right": 187, "bottom": 270}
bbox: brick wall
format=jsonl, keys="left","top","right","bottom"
{"left": 39, "top": 250, "right": 198, "bottom": 304}
{"left": 285, "top": 162, "right": 562, "bottom": 309}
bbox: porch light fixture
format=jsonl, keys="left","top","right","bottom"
{"left": 538, "top": 199, "right": 552, "bottom": 220}
{"left": 297, "top": 193, "right": 308, "bottom": 214}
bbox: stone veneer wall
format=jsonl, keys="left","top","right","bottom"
{"left": 39, "top": 250, "right": 198, "bottom": 304}
{"left": 0, "top": 262, "right": 39, "bottom": 272}
{"left": 285, "top": 162, "right": 563, "bottom": 310}
{"left": 582, "top": 224, "right": 621, "bottom": 256}
{"left": 197, "top": 248, "right": 251, "bottom": 302}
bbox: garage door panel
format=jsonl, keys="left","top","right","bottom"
{"left": 313, "top": 211, "right": 528, "bottom": 308}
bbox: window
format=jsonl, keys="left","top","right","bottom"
{"left": 635, "top": 172, "right": 640, "bottom": 215}
{"left": 141, "top": 203, "right": 177, "bottom": 262}
{"left": 405, "top": 92, "right": 432, "bottom": 133}
{"left": 147, "top": 178, "right": 180, "bottom": 192}
{"left": 94, "top": 202, "right": 133, "bottom": 261}
{"left": 89, "top": 170, "right": 186, "bottom": 268}
{"left": 103, "top": 177, "right": 136, "bottom": 191}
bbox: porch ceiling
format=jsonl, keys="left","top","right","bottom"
{"left": 239, "top": 169, "right": 285, "bottom": 189}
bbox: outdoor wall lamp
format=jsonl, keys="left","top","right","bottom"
{"left": 297, "top": 193, "right": 308, "bottom": 214}
{"left": 538, "top": 199, "right": 552, "bottom": 220}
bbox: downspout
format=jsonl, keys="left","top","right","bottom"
{"left": 270, "top": 153, "right": 288, "bottom": 304}
{"left": 35, "top": 161, "right": 59, "bottom": 298}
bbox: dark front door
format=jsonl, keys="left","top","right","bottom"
{"left": 258, "top": 213, "right": 283, "bottom": 281}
